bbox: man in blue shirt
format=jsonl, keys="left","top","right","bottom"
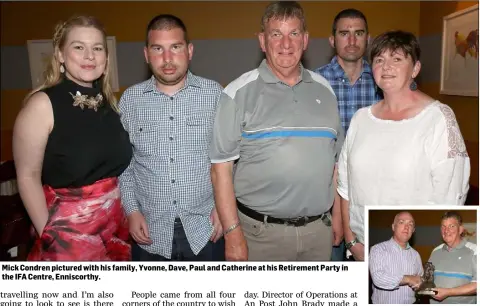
{"left": 315, "top": 8, "right": 381, "bottom": 261}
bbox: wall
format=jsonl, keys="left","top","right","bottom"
{"left": 1, "top": 1, "right": 421, "bottom": 161}
{"left": 2, "top": 2, "right": 477, "bottom": 188}
{"left": 418, "top": 1, "right": 479, "bottom": 187}
{"left": 369, "top": 209, "right": 478, "bottom": 263}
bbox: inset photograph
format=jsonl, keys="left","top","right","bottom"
{"left": 366, "top": 208, "right": 477, "bottom": 304}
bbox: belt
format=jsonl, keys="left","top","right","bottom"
{"left": 236, "top": 199, "right": 329, "bottom": 227}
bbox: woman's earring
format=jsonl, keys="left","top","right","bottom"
{"left": 410, "top": 80, "right": 417, "bottom": 91}
{"left": 60, "top": 64, "right": 65, "bottom": 73}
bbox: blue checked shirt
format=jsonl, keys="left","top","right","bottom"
{"left": 315, "top": 56, "right": 382, "bottom": 133}
{"left": 118, "top": 71, "right": 223, "bottom": 258}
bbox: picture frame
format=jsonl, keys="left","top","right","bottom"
{"left": 463, "top": 222, "right": 477, "bottom": 244}
{"left": 440, "top": 4, "right": 479, "bottom": 96}
{"left": 26, "top": 36, "right": 119, "bottom": 92}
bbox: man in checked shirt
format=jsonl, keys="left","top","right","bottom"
{"left": 315, "top": 8, "right": 382, "bottom": 261}
{"left": 118, "top": 14, "right": 225, "bottom": 261}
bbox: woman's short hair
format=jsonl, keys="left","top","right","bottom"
{"left": 369, "top": 30, "right": 421, "bottom": 64}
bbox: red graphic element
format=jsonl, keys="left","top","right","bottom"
{"left": 28, "top": 177, "right": 131, "bottom": 261}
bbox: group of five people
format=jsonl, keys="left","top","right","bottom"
{"left": 12, "top": 0, "right": 471, "bottom": 270}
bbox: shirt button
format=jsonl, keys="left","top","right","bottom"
{"left": 170, "top": 158, "right": 174, "bottom": 162}
{"left": 170, "top": 97, "right": 174, "bottom": 101}
{"left": 169, "top": 136, "right": 173, "bottom": 141}
{"left": 169, "top": 116, "right": 174, "bottom": 120}
{"left": 171, "top": 179, "right": 176, "bottom": 183}
{"left": 173, "top": 200, "right": 177, "bottom": 204}
{"left": 139, "top": 128, "right": 143, "bottom": 132}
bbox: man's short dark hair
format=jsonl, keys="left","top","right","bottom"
{"left": 145, "top": 14, "right": 189, "bottom": 46}
{"left": 332, "top": 8, "right": 368, "bottom": 36}
{"left": 441, "top": 211, "right": 463, "bottom": 225}
{"left": 261, "top": 1, "right": 306, "bottom": 32}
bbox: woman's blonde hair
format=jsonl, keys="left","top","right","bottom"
{"left": 24, "top": 15, "right": 118, "bottom": 111}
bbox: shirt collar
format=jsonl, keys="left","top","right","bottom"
{"left": 329, "top": 55, "right": 373, "bottom": 79}
{"left": 389, "top": 237, "right": 412, "bottom": 250}
{"left": 258, "top": 59, "right": 313, "bottom": 84}
{"left": 142, "top": 70, "right": 202, "bottom": 94}
{"left": 442, "top": 238, "right": 467, "bottom": 251}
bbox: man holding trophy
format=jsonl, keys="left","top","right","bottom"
{"left": 417, "top": 262, "right": 437, "bottom": 296}
{"left": 369, "top": 212, "right": 423, "bottom": 304}
{"left": 428, "top": 211, "right": 477, "bottom": 304}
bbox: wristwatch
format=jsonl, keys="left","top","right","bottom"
{"left": 345, "top": 237, "right": 359, "bottom": 250}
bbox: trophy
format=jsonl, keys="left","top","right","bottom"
{"left": 416, "top": 262, "right": 437, "bottom": 296}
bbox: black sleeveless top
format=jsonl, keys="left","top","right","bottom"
{"left": 41, "top": 77, "right": 132, "bottom": 188}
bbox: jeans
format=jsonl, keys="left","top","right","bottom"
{"left": 132, "top": 219, "right": 225, "bottom": 261}
{"left": 331, "top": 240, "right": 346, "bottom": 261}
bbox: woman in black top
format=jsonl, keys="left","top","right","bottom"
{"left": 12, "top": 15, "right": 133, "bottom": 261}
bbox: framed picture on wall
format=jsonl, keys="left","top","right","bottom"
{"left": 463, "top": 222, "right": 477, "bottom": 244}
{"left": 26, "top": 36, "right": 119, "bottom": 92}
{"left": 26, "top": 39, "right": 54, "bottom": 90}
{"left": 440, "top": 4, "right": 479, "bottom": 96}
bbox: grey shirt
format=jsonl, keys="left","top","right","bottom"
{"left": 429, "top": 239, "right": 477, "bottom": 304}
{"left": 210, "top": 59, "right": 344, "bottom": 218}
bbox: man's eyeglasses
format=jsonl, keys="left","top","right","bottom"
{"left": 442, "top": 224, "right": 459, "bottom": 231}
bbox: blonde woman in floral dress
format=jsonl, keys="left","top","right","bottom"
{"left": 13, "top": 16, "right": 132, "bottom": 261}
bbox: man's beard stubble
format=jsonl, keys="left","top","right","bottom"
{"left": 149, "top": 62, "right": 187, "bottom": 86}
{"left": 334, "top": 41, "right": 365, "bottom": 63}
{"left": 339, "top": 53, "right": 363, "bottom": 63}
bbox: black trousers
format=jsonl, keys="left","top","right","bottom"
{"left": 132, "top": 220, "right": 225, "bottom": 261}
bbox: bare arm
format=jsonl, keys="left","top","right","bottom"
{"left": 341, "top": 196, "right": 365, "bottom": 260}
{"left": 331, "top": 165, "right": 343, "bottom": 245}
{"left": 211, "top": 161, "right": 247, "bottom": 261}
{"left": 443, "top": 282, "right": 477, "bottom": 296}
{"left": 211, "top": 161, "right": 239, "bottom": 233}
{"left": 341, "top": 198, "right": 354, "bottom": 242}
{"left": 432, "top": 282, "right": 477, "bottom": 301}
{"left": 12, "top": 92, "right": 53, "bottom": 235}
{"left": 209, "top": 89, "right": 245, "bottom": 260}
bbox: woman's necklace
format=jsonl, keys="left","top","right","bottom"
{"left": 70, "top": 91, "right": 103, "bottom": 112}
